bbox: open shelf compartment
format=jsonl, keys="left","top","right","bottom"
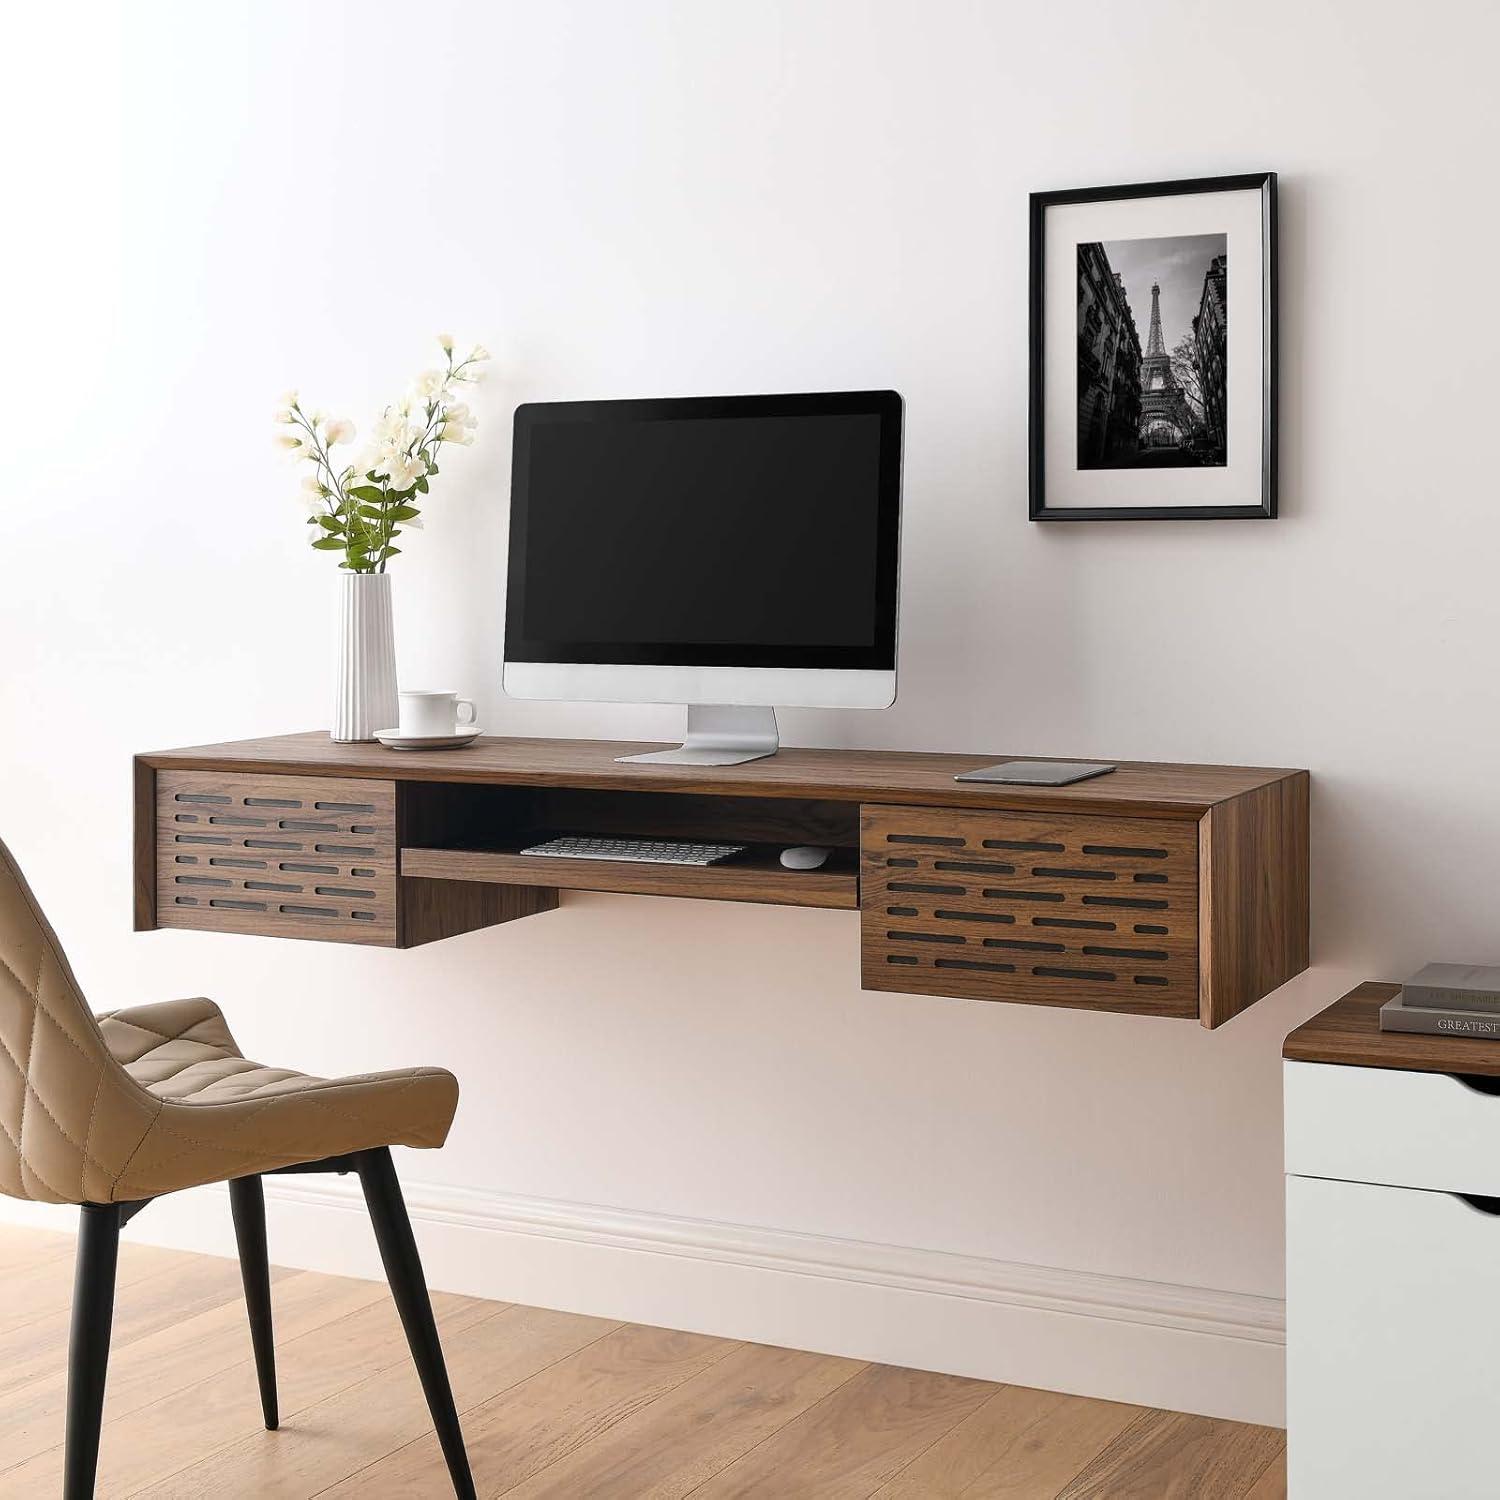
{"left": 397, "top": 781, "right": 861, "bottom": 910}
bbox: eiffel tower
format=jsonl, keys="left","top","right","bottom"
{"left": 1137, "top": 281, "right": 1192, "bottom": 448}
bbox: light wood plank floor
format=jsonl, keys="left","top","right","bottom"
{"left": 0, "top": 1225, "right": 1285, "bottom": 1498}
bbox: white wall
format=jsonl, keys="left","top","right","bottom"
{"left": 4, "top": 0, "right": 1497, "bottom": 1426}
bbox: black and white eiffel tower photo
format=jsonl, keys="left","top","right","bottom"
{"left": 1076, "top": 232, "right": 1228, "bottom": 470}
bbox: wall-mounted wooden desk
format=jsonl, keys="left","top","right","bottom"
{"left": 134, "top": 732, "right": 1309, "bottom": 1028}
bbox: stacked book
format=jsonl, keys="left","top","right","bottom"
{"left": 1381, "top": 964, "right": 1500, "bottom": 1038}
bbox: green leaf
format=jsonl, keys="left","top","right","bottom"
{"left": 414, "top": 475, "right": 429, "bottom": 494}
{"left": 311, "top": 537, "right": 345, "bottom": 551}
{"left": 317, "top": 516, "right": 343, "bottom": 532}
{"left": 382, "top": 546, "right": 401, "bottom": 558}
{"left": 426, "top": 463, "right": 439, "bottom": 475}
{"left": 388, "top": 504, "right": 420, "bottom": 521}
{"left": 348, "top": 485, "right": 385, "bottom": 503}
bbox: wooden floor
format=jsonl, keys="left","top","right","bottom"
{"left": 0, "top": 1224, "right": 1285, "bottom": 1498}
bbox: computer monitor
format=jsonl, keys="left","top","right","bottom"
{"left": 503, "top": 390, "right": 903, "bottom": 764}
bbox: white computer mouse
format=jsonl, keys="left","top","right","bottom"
{"left": 779, "top": 846, "right": 832, "bottom": 870}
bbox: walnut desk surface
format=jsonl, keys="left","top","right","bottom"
{"left": 139, "top": 731, "right": 1300, "bottom": 816}
{"left": 135, "top": 732, "right": 1310, "bottom": 1028}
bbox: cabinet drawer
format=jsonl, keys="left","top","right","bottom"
{"left": 1287, "top": 1174, "right": 1500, "bottom": 1497}
{"left": 1286, "top": 1058, "right": 1500, "bottom": 1195}
{"left": 155, "top": 770, "right": 397, "bottom": 945}
{"left": 860, "top": 805, "right": 1198, "bottom": 1016}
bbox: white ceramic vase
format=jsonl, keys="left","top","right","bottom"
{"left": 332, "top": 572, "right": 398, "bottom": 742}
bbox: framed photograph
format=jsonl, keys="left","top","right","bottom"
{"left": 1029, "top": 172, "right": 1276, "bottom": 521}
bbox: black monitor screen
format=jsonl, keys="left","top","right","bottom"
{"left": 505, "top": 392, "right": 902, "bottom": 669}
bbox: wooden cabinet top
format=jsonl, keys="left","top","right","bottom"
{"left": 138, "top": 732, "right": 1306, "bottom": 820}
{"left": 1284, "top": 981, "right": 1500, "bottom": 1078}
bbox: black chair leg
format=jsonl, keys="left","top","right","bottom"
{"left": 355, "top": 1147, "right": 476, "bottom": 1500}
{"left": 228, "top": 1174, "right": 278, "bottom": 1430}
{"left": 64, "top": 1203, "right": 122, "bottom": 1500}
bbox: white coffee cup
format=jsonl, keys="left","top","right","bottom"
{"left": 397, "top": 690, "right": 477, "bottom": 738}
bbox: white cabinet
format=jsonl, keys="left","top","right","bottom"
{"left": 1286, "top": 1059, "right": 1500, "bottom": 1498}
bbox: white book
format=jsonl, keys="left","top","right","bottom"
{"left": 1381, "top": 993, "right": 1500, "bottom": 1039}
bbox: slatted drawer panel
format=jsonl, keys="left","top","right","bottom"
{"left": 860, "top": 805, "right": 1199, "bottom": 1017}
{"left": 156, "top": 770, "right": 397, "bottom": 945}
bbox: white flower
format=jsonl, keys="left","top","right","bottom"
{"left": 273, "top": 407, "right": 295, "bottom": 423}
{"left": 469, "top": 344, "right": 490, "bottom": 362}
{"left": 437, "top": 400, "right": 477, "bottom": 445}
{"left": 275, "top": 433, "right": 303, "bottom": 451}
{"left": 377, "top": 450, "right": 427, "bottom": 490}
{"left": 349, "top": 448, "right": 379, "bottom": 482}
{"left": 411, "top": 369, "right": 447, "bottom": 401}
{"left": 373, "top": 411, "right": 419, "bottom": 453}
{"left": 324, "top": 417, "right": 355, "bottom": 446}
{"left": 436, "top": 333, "right": 454, "bottom": 353}
{"left": 299, "top": 477, "right": 329, "bottom": 511}
{"left": 277, "top": 389, "right": 299, "bottom": 409}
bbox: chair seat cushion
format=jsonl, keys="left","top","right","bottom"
{"left": 93, "top": 998, "right": 458, "bottom": 1201}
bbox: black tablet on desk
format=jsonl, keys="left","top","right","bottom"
{"left": 954, "top": 760, "right": 1117, "bottom": 787}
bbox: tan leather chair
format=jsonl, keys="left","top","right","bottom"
{"left": 0, "top": 835, "right": 476, "bottom": 1499}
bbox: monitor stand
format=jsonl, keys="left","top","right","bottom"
{"left": 616, "top": 705, "right": 780, "bottom": 766}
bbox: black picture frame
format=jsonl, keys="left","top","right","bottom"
{"left": 1029, "top": 171, "right": 1277, "bottom": 522}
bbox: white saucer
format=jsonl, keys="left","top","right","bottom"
{"left": 374, "top": 727, "right": 483, "bottom": 751}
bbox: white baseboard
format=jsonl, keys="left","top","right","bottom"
{"left": 3, "top": 1176, "right": 1286, "bottom": 1427}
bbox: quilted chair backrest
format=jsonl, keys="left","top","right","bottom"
{"left": 0, "top": 836, "right": 156, "bottom": 1204}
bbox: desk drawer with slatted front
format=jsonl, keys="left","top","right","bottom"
{"left": 154, "top": 770, "right": 399, "bottom": 944}
{"left": 860, "top": 806, "right": 1200, "bottom": 1018}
